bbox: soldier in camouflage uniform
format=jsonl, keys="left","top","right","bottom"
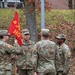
{"left": 31, "top": 29, "right": 56, "bottom": 75}
{"left": 0, "top": 30, "right": 21, "bottom": 75}
{"left": 16, "top": 29, "right": 35, "bottom": 75}
{"left": 55, "top": 34, "right": 71, "bottom": 75}
{"left": 2, "top": 31, "right": 10, "bottom": 43}
{"left": 0, "top": 30, "right": 12, "bottom": 75}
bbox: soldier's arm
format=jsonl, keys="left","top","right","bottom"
{"left": 30, "top": 44, "right": 38, "bottom": 72}
{"left": 3, "top": 43, "right": 23, "bottom": 54}
{"left": 55, "top": 44, "right": 58, "bottom": 71}
{"left": 63, "top": 47, "right": 71, "bottom": 74}
{"left": 54, "top": 43, "right": 60, "bottom": 74}
{"left": 12, "top": 44, "right": 24, "bottom": 54}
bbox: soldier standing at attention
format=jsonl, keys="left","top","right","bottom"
{"left": 17, "top": 29, "right": 35, "bottom": 75}
{"left": 55, "top": 34, "right": 71, "bottom": 75}
{"left": 31, "top": 29, "right": 56, "bottom": 75}
{"left": 0, "top": 30, "right": 12, "bottom": 75}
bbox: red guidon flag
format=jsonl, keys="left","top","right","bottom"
{"left": 8, "top": 11, "right": 22, "bottom": 46}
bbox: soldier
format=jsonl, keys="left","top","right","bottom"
{"left": 0, "top": 30, "right": 12, "bottom": 75}
{"left": 55, "top": 34, "right": 71, "bottom": 75}
{"left": 31, "top": 29, "right": 56, "bottom": 75}
{"left": 0, "top": 30, "right": 21, "bottom": 75}
{"left": 16, "top": 29, "right": 35, "bottom": 75}
{"left": 2, "top": 31, "right": 10, "bottom": 42}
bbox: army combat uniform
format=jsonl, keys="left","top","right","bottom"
{"left": 31, "top": 29, "right": 56, "bottom": 75}
{"left": 0, "top": 30, "right": 12, "bottom": 75}
{"left": 55, "top": 34, "right": 71, "bottom": 75}
{"left": 16, "top": 29, "right": 35, "bottom": 75}
{"left": 0, "top": 30, "right": 21, "bottom": 75}
{"left": 0, "top": 40, "right": 12, "bottom": 75}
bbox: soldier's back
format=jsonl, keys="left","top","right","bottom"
{"left": 36, "top": 40, "right": 56, "bottom": 74}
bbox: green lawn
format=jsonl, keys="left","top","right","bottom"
{"left": 0, "top": 9, "right": 75, "bottom": 29}
{"left": 0, "top": 9, "right": 25, "bottom": 29}
{"left": 36, "top": 9, "right": 75, "bottom": 25}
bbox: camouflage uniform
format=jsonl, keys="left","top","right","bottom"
{"left": 0, "top": 30, "right": 12, "bottom": 75}
{"left": 31, "top": 29, "right": 56, "bottom": 75}
{"left": 16, "top": 29, "right": 35, "bottom": 75}
{"left": 55, "top": 34, "right": 71, "bottom": 75}
{"left": 0, "top": 30, "right": 20, "bottom": 75}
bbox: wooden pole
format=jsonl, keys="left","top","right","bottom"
{"left": 14, "top": 60, "right": 17, "bottom": 75}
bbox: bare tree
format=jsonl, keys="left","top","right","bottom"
{"left": 24, "top": 0, "right": 38, "bottom": 42}
{"left": 68, "top": 0, "right": 73, "bottom": 9}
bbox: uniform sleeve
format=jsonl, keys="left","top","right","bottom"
{"left": 64, "top": 47, "right": 71, "bottom": 73}
{"left": 55, "top": 44, "right": 59, "bottom": 72}
{"left": 3, "top": 43, "right": 23, "bottom": 54}
{"left": 2, "top": 43, "right": 12, "bottom": 53}
{"left": 11, "top": 44, "right": 23, "bottom": 54}
{"left": 30, "top": 44, "right": 38, "bottom": 71}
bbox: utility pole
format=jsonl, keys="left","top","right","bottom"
{"left": 41, "top": 0, "right": 45, "bottom": 29}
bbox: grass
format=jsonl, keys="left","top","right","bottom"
{"left": 0, "top": 9, "right": 25, "bottom": 29}
{"left": 0, "top": 9, "right": 75, "bottom": 29}
{"left": 45, "top": 10, "right": 75, "bottom": 25}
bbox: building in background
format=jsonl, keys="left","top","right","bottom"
{"left": 0, "top": 0, "right": 74, "bottom": 9}
{"left": 0, "top": 0, "right": 24, "bottom": 8}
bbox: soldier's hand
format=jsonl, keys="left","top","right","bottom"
{"left": 62, "top": 70, "right": 67, "bottom": 75}
{"left": 33, "top": 72, "right": 37, "bottom": 75}
{"left": 12, "top": 55, "right": 18, "bottom": 60}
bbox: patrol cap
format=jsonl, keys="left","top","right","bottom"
{"left": 0, "top": 30, "right": 9, "bottom": 36}
{"left": 22, "top": 29, "right": 30, "bottom": 35}
{"left": 56, "top": 34, "right": 66, "bottom": 39}
{"left": 41, "top": 29, "right": 50, "bottom": 36}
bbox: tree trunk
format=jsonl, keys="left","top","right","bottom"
{"left": 24, "top": 0, "right": 38, "bottom": 42}
{"left": 74, "top": 0, "right": 75, "bottom": 9}
{"left": 4, "top": 0, "right": 7, "bottom": 8}
{"left": 68, "top": 0, "right": 73, "bottom": 9}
